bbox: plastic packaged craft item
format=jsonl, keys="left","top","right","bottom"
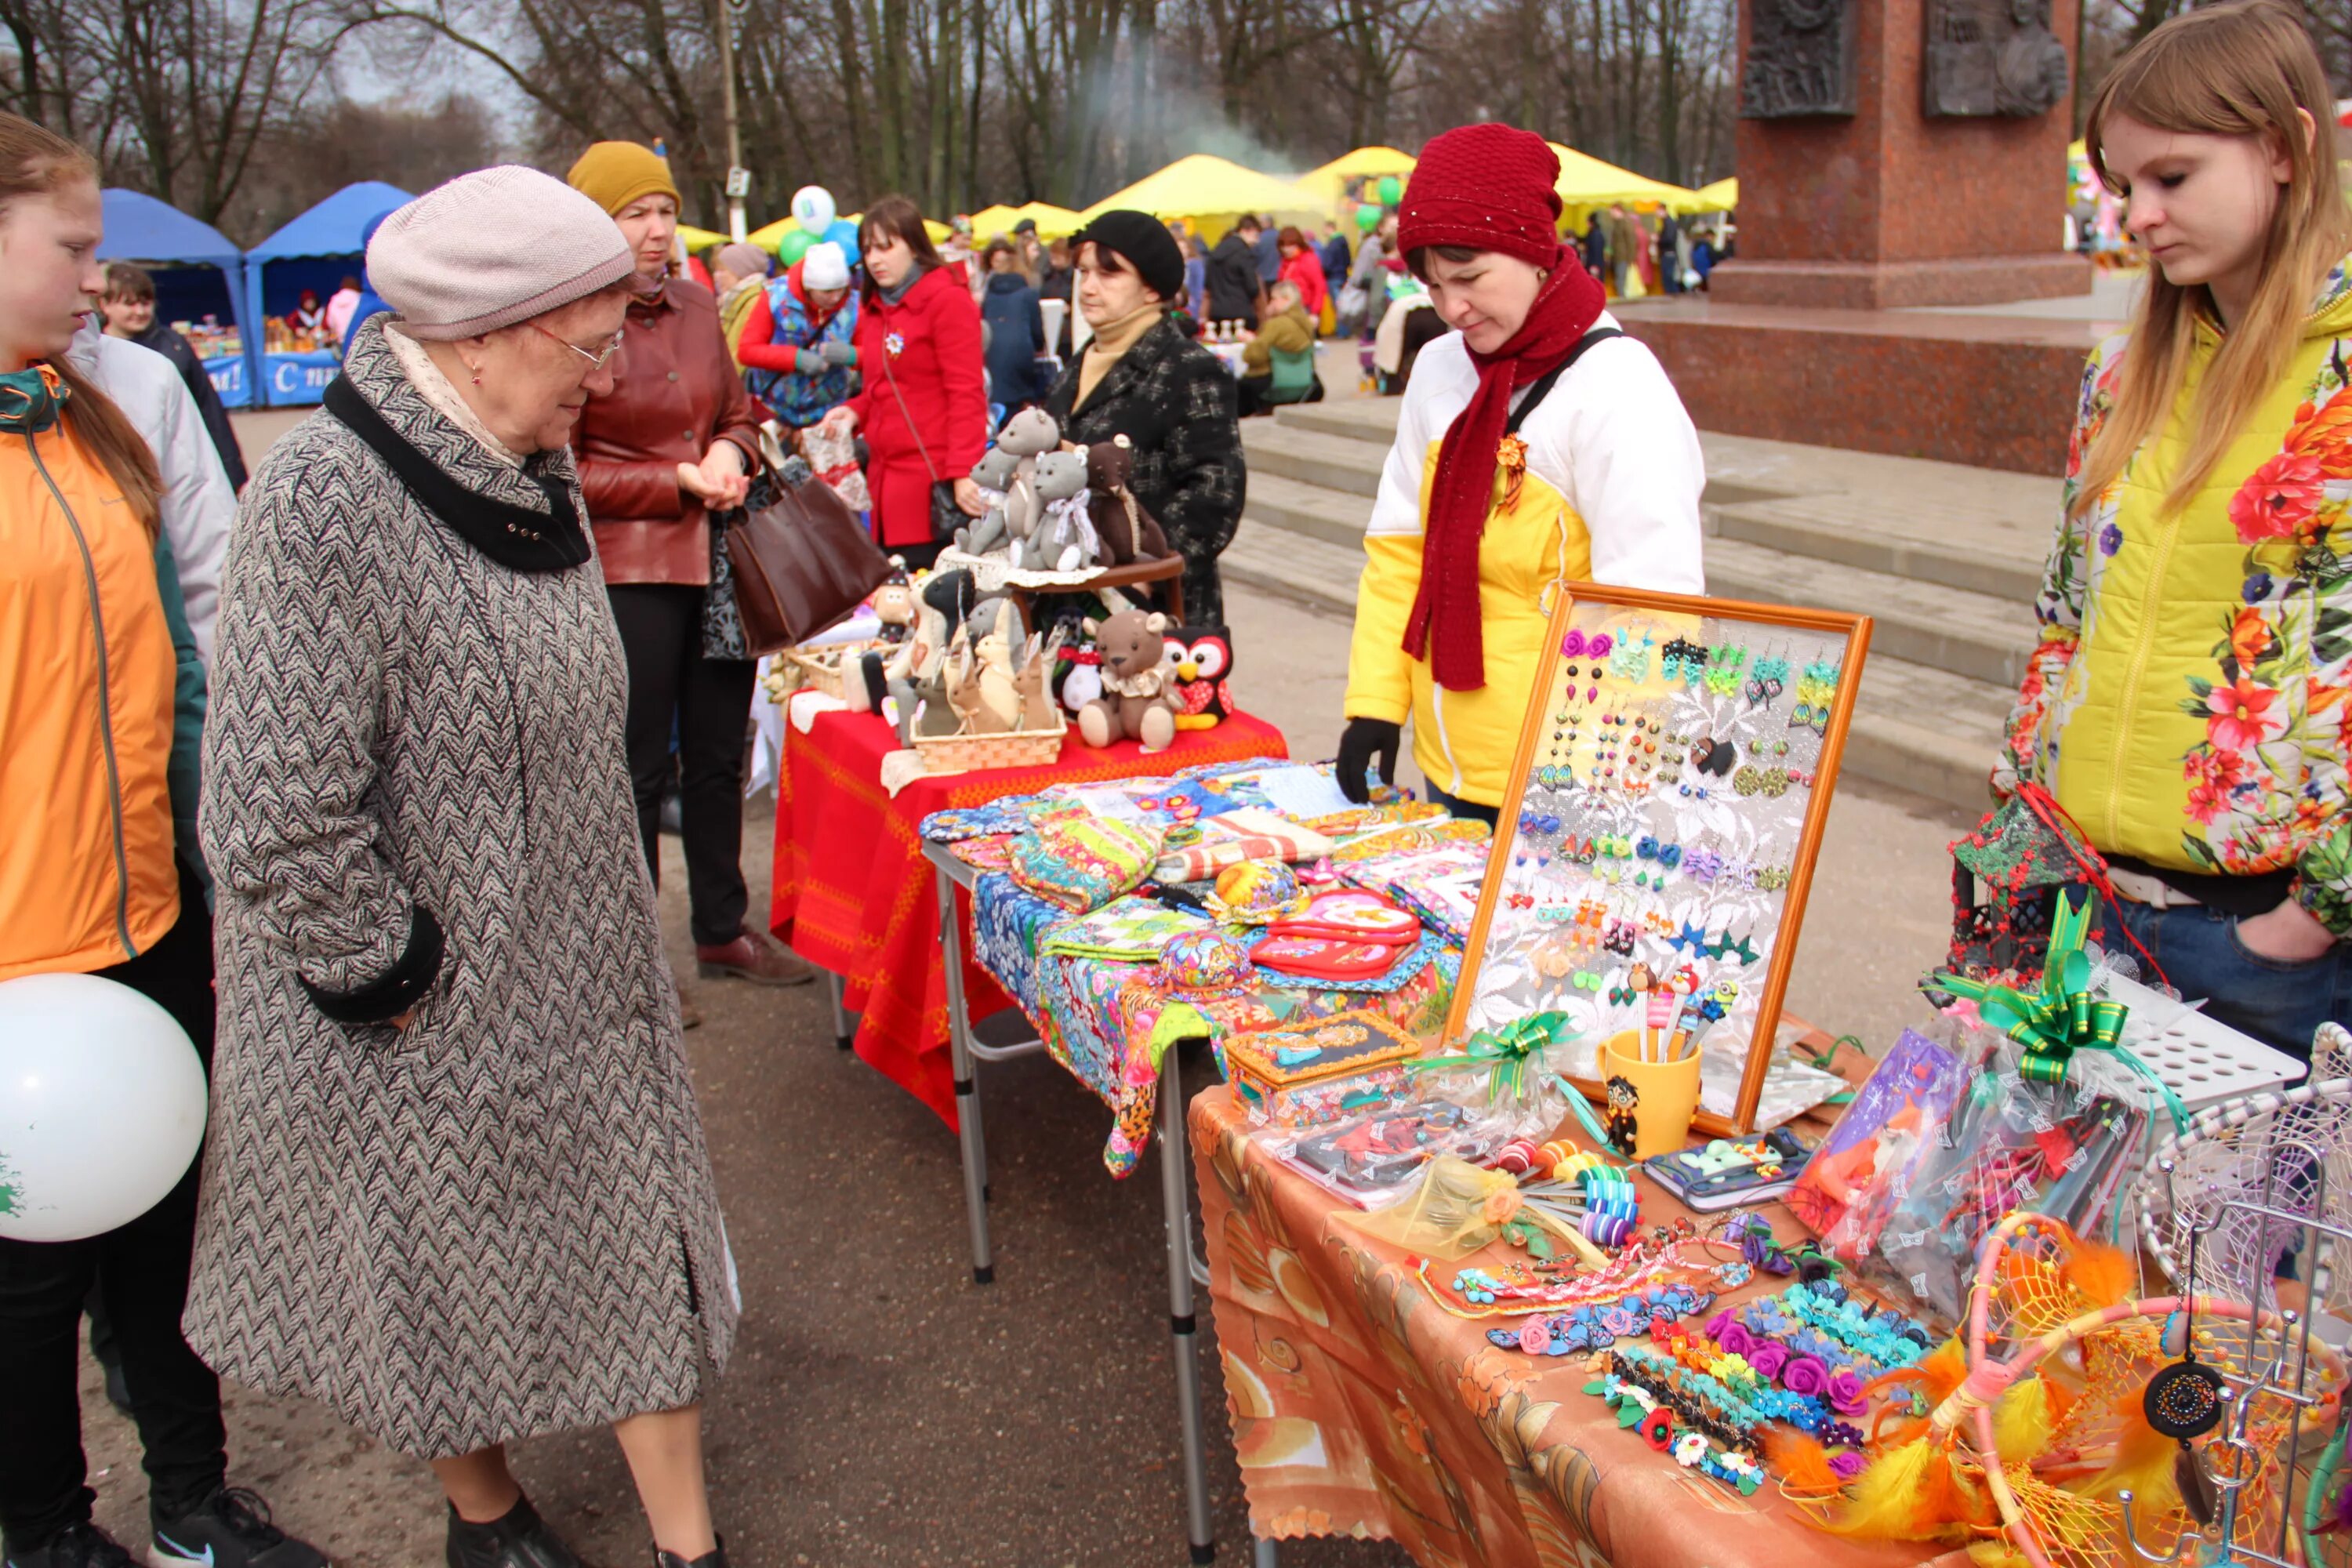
{"left": 1856, "top": 1026, "right": 2151, "bottom": 1325}
{"left": 1225, "top": 1010, "right": 1425, "bottom": 1132}
{"left": 1338, "top": 1153, "right": 1625, "bottom": 1265}
{"left": 1271, "top": 1098, "right": 1499, "bottom": 1208}
{"left": 1784, "top": 1025, "right": 1972, "bottom": 1254}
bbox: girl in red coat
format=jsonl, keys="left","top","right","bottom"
{"left": 1277, "top": 226, "right": 1328, "bottom": 325}
{"left": 815, "top": 196, "right": 987, "bottom": 566}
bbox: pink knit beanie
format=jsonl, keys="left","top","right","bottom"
{"left": 369, "top": 167, "right": 636, "bottom": 340}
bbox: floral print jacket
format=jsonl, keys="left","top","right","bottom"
{"left": 2002, "top": 256, "right": 2352, "bottom": 933}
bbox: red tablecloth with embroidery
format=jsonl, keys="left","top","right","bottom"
{"left": 1189, "top": 1086, "right": 1959, "bottom": 1568}
{"left": 768, "top": 708, "right": 1287, "bottom": 1124}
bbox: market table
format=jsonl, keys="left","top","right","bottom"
{"left": 767, "top": 706, "right": 1287, "bottom": 1123}
{"left": 1189, "top": 1086, "right": 1965, "bottom": 1568}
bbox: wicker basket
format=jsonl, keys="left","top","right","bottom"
{"left": 781, "top": 641, "right": 881, "bottom": 700}
{"left": 910, "top": 709, "right": 1069, "bottom": 773}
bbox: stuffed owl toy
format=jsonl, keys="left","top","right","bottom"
{"left": 1161, "top": 626, "right": 1236, "bottom": 731}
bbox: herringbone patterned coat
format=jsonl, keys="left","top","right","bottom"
{"left": 185, "top": 319, "right": 737, "bottom": 1459}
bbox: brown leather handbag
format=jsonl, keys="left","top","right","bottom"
{"left": 720, "top": 445, "right": 893, "bottom": 656}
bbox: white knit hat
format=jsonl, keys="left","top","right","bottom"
{"left": 369, "top": 166, "right": 636, "bottom": 341}
{"left": 801, "top": 241, "right": 851, "bottom": 293}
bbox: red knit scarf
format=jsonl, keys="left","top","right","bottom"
{"left": 1402, "top": 247, "right": 1606, "bottom": 691}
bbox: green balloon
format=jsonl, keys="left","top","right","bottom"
{"left": 1356, "top": 202, "right": 1381, "bottom": 232}
{"left": 777, "top": 230, "right": 815, "bottom": 264}
{"left": 1377, "top": 174, "right": 1403, "bottom": 205}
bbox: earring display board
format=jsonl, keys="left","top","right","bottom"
{"left": 1442, "top": 584, "right": 1872, "bottom": 1136}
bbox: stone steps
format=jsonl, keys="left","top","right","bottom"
{"left": 1229, "top": 399, "right": 2047, "bottom": 814}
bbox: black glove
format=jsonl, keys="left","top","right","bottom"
{"left": 1335, "top": 717, "right": 1401, "bottom": 805}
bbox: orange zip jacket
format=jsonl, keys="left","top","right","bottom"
{"left": 0, "top": 408, "right": 180, "bottom": 979}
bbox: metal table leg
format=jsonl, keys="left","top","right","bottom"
{"left": 1251, "top": 1541, "right": 1279, "bottom": 1568}
{"left": 1160, "top": 1047, "right": 1217, "bottom": 1563}
{"left": 935, "top": 866, "right": 995, "bottom": 1285}
{"left": 826, "top": 969, "right": 853, "bottom": 1051}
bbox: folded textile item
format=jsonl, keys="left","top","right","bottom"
{"left": 949, "top": 835, "right": 1017, "bottom": 872}
{"left": 922, "top": 800, "right": 1036, "bottom": 842}
{"left": 1152, "top": 806, "right": 1334, "bottom": 883}
{"left": 1261, "top": 889, "right": 1421, "bottom": 946}
{"left": 1008, "top": 818, "right": 1165, "bottom": 913}
{"left": 1039, "top": 897, "right": 1210, "bottom": 961}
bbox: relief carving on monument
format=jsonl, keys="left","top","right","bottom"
{"left": 1924, "top": 0, "right": 2072, "bottom": 117}
{"left": 1739, "top": 0, "right": 1857, "bottom": 118}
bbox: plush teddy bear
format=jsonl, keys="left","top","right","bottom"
{"left": 1082, "top": 435, "right": 1170, "bottom": 564}
{"left": 1077, "top": 608, "right": 1178, "bottom": 752}
{"left": 1019, "top": 450, "right": 1096, "bottom": 573}
{"left": 954, "top": 447, "right": 1023, "bottom": 557}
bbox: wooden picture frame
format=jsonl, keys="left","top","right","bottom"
{"left": 1439, "top": 583, "right": 1873, "bottom": 1135}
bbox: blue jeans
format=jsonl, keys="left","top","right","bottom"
{"left": 2092, "top": 896, "right": 2351, "bottom": 1069}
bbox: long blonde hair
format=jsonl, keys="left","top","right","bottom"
{"left": 2073, "top": 0, "right": 2351, "bottom": 520}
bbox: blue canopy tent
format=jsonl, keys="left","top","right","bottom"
{"left": 97, "top": 189, "right": 256, "bottom": 409}
{"left": 241, "top": 180, "right": 411, "bottom": 406}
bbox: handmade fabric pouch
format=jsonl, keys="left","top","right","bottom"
{"left": 1251, "top": 927, "right": 1445, "bottom": 993}
{"left": 1039, "top": 897, "right": 1210, "bottom": 962}
{"left": 922, "top": 800, "right": 1036, "bottom": 843}
{"left": 1008, "top": 818, "right": 1165, "bottom": 913}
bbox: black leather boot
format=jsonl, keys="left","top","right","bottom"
{"left": 445, "top": 1497, "right": 583, "bottom": 1568}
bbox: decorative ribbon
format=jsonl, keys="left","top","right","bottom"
{"left": 1414, "top": 1011, "right": 1577, "bottom": 1104}
{"left": 1926, "top": 891, "right": 2187, "bottom": 1134}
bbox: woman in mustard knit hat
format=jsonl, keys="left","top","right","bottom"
{"left": 565, "top": 142, "right": 813, "bottom": 1019}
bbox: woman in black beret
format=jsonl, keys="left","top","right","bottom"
{"left": 1042, "top": 209, "right": 1246, "bottom": 625}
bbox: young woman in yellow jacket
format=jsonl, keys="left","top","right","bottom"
{"left": 1338, "top": 123, "right": 1704, "bottom": 818}
{"left": 2002, "top": 0, "right": 2352, "bottom": 1059}
{"left": 0, "top": 115, "right": 325, "bottom": 1568}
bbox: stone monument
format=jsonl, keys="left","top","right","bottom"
{"left": 1710, "top": 0, "right": 2090, "bottom": 308}
{"left": 1611, "top": 0, "right": 2106, "bottom": 471}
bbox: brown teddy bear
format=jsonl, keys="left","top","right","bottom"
{"left": 1082, "top": 435, "right": 1170, "bottom": 565}
{"left": 1077, "top": 608, "right": 1178, "bottom": 752}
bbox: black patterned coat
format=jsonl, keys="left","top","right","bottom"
{"left": 1044, "top": 313, "right": 1246, "bottom": 625}
{"left": 185, "top": 317, "right": 735, "bottom": 1458}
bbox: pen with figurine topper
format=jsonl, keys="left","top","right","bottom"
{"left": 1440, "top": 583, "right": 1871, "bottom": 1137}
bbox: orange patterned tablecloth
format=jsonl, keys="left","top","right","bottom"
{"left": 1189, "top": 1086, "right": 1962, "bottom": 1568}
{"left": 768, "top": 707, "right": 1286, "bottom": 1125}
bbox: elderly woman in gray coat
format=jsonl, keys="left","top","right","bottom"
{"left": 186, "top": 167, "right": 735, "bottom": 1568}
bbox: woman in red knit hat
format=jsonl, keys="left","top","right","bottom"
{"left": 1336, "top": 123, "right": 1706, "bottom": 820}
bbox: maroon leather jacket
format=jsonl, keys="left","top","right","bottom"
{"left": 572, "top": 278, "right": 760, "bottom": 586}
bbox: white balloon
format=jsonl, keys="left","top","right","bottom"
{"left": 790, "top": 184, "right": 837, "bottom": 234}
{"left": 0, "top": 972, "right": 207, "bottom": 1242}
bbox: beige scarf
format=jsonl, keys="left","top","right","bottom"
{"left": 1074, "top": 303, "right": 1161, "bottom": 408}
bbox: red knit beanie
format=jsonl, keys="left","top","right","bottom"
{"left": 1396, "top": 124, "right": 1564, "bottom": 267}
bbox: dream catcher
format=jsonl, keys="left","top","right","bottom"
{"left": 2139, "top": 1023, "right": 2352, "bottom": 1320}
{"left": 1822, "top": 1213, "right": 2347, "bottom": 1568}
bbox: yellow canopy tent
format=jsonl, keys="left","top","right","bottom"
{"left": 1014, "top": 201, "right": 1085, "bottom": 238}
{"left": 677, "top": 223, "right": 731, "bottom": 251}
{"left": 746, "top": 212, "right": 953, "bottom": 252}
{"left": 1685, "top": 177, "right": 1737, "bottom": 213}
{"left": 1299, "top": 146, "right": 1417, "bottom": 201}
{"left": 1080, "top": 154, "right": 1325, "bottom": 242}
{"left": 1547, "top": 142, "right": 1704, "bottom": 221}
{"left": 967, "top": 204, "right": 1025, "bottom": 238}
{"left": 967, "top": 201, "right": 1085, "bottom": 240}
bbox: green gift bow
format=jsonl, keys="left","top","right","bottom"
{"left": 1413, "top": 1011, "right": 1577, "bottom": 1104}
{"left": 1926, "top": 891, "right": 2187, "bottom": 1133}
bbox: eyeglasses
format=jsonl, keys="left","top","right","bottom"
{"left": 530, "top": 322, "right": 626, "bottom": 369}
